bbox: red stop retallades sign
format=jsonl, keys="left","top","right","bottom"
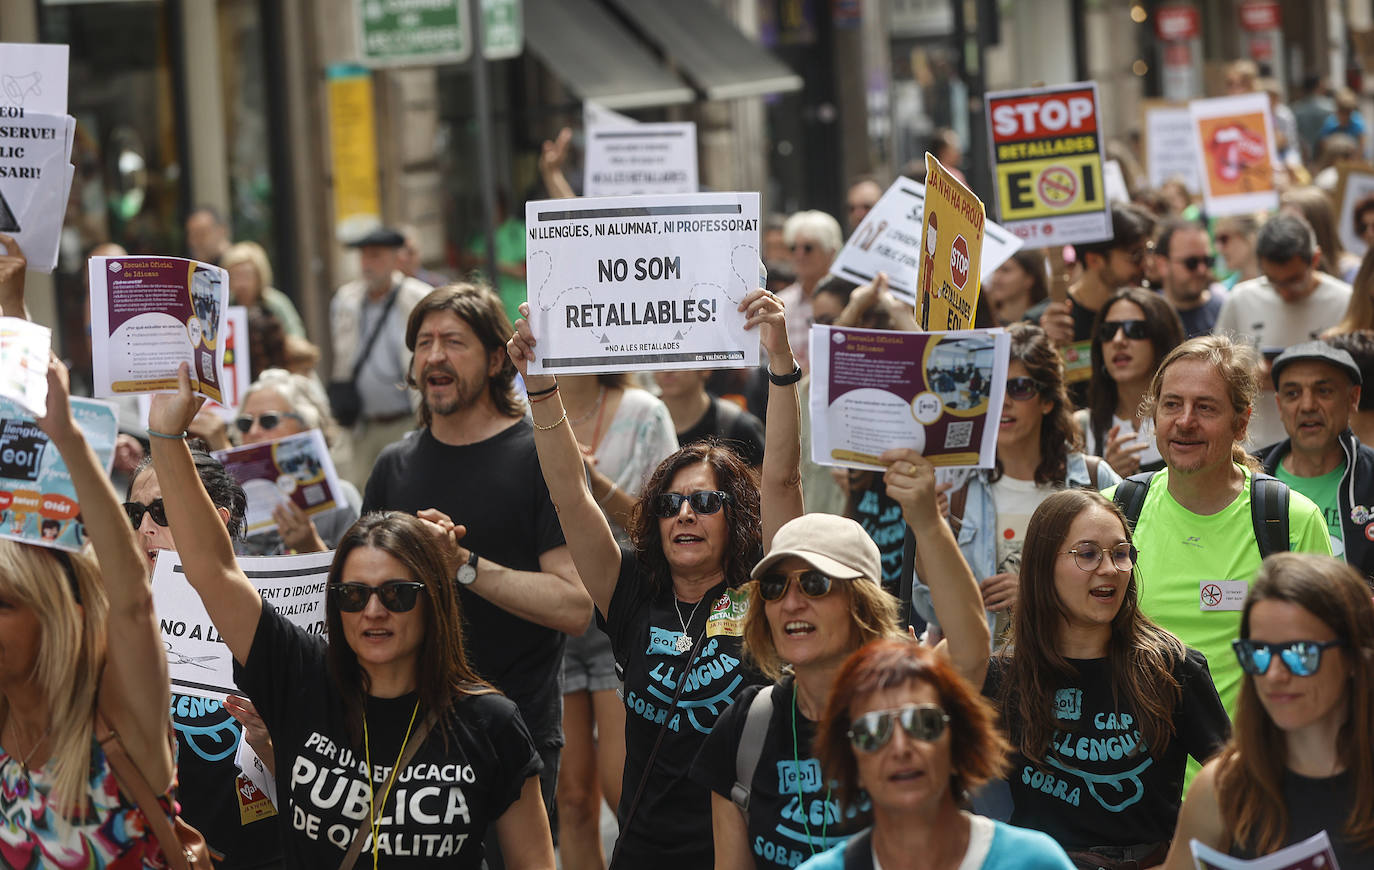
{"left": 1155, "top": 6, "right": 1200, "bottom": 41}
{"left": 1239, "top": 0, "right": 1280, "bottom": 31}
{"left": 951, "top": 235, "right": 970, "bottom": 289}
{"left": 987, "top": 88, "right": 1098, "bottom": 144}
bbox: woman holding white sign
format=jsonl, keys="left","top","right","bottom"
{"left": 146, "top": 363, "right": 557, "bottom": 869}
{"left": 507, "top": 288, "right": 804, "bottom": 869}
{"left": 0, "top": 357, "right": 180, "bottom": 867}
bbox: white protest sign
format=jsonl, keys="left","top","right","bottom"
{"left": 830, "top": 177, "right": 1023, "bottom": 308}
{"left": 0, "top": 43, "right": 68, "bottom": 115}
{"left": 1104, "top": 159, "right": 1130, "bottom": 204}
{"left": 526, "top": 192, "right": 761, "bottom": 375}
{"left": 89, "top": 255, "right": 231, "bottom": 403}
{"left": 583, "top": 122, "right": 698, "bottom": 197}
{"left": 0, "top": 316, "right": 51, "bottom": 415}
{"left": 1144, "top": 103, "right": 1201, "bottom": 192}
{"left": 0, "top": 108, "right": 72, "bottom": 273}
{"left": 1337, "top": 169, "right": 1374, "bottom": 258}
{"left": 1189, "top": 92, "right": 1279, "bottom": 217}
{"left": 583, "top": 100, "right": 637, "bottom": 130}
{"left": 153, "top": 549, "right": 334, "bottom": 700}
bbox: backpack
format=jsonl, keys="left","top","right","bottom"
{"left": 729, "top": 685, "right": 774, "bottom": 819}
{"left": 1111, "top": 471, "right": 1291, "bottom": 559}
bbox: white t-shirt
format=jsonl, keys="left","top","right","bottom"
{"left": 989, "top": 475, "right": 1058, "bottom": 577}
{"left": 1215, "top": 272, "right": 1352, "bottom": 446}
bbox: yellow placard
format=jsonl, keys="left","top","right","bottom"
{"left": 994, "top": 154, "right": 1105, "bottom": 220}
{"left": 326, "top": 65, "right": 382, "bottom": 240}
{"left": 917, "top": 154, "right": 985, "bottom": 332}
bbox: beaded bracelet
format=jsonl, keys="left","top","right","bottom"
{"left": 532, "top": 411, "right": 568, "bottom": 431}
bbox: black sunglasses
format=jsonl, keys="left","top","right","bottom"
{"left": 1174, "top": 254, "right": 1215, "bottom": 272}
{"left": 847, "top": 703, "right": 950, "bottom": 752}
{"left": 124, "top": 499, "right": 169, "bottom": 529}
{"left": 1232, "top": 638, "right": 1344, "bottom": 677}
{"left": 1006, "top": 376, "right": 1042, "bottom": 402}
{"left": 1098, "top": 319, "right": 1150, "bottom": 342}
{"left": 758, "top": 568, "right": 835, "bottom": 602}
{"left": 654, "top": 490, "right": 732, "bottom": 519}
{"left": 791, "top": 243, "right": 815, "bottom": 255}
{"left": 235, "top": 411, "right": 303, "bottom": 434}
{"left": 330, "top": 581, "right": 427, "bottom": 613}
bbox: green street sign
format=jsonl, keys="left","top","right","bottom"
{"left": 354, "top": 0, "right": 522, "bottom": 67}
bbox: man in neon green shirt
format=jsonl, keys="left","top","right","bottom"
{"left": 1104, "top": 336, "right": 1331, "bottom": 722}
{"left": 1258, "top": 340, "right": 1374, "bottom": 575}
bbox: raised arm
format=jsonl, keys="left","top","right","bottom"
{"left": 882, "top": 448, "right": 989, "bottom": 687}
{"left": 539, "top": 128, "right": 576, "bottom": 200}
{"left": 750, "top": 288, "right": 804, "bottom": 546}
{"left": 148, "top": 364, "right": 263, "bottom": 666}
{"left": 36, "top": 359, "right": 173, "bottom": 789}
{"left": 509, "top": 304, "right": 623, "bottom": 618}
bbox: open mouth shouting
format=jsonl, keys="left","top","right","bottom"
{"left": 783, "top": 620, "right": 816, "bottom": 637}
{"left": 424, "top": 365, "right": 457, "bottom": 391}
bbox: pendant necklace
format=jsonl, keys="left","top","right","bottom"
{"left": 8, "top": 722, "right": 51, "bottom": 779}
{"left": 673, "top": 594, "right": 704, "bottom": 653}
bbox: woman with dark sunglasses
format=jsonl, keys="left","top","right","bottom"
{"left": 798, "top": 639, "right": 1075, "bottom": 869}
{"left": 910, "top": 323, "right": 1120, "bottom": 649}
{"left": 692, "top": 450, "right": 991, "bottom": 869}
{"left": 233, "top": 368, "right": 362, "bottom": 557}
{"left": 1079, "top": 287, "right": 1186, "bottom": 478}
{"left": 987, "top": 489, "right": 1229, "bottom": 869}
{"left": 1164, "top": 552, "right": 1374, "bottom": 869}
{"left": 145, "top": 364, "right": 556, "bottom": 869}
{"left": 507, "top": 288, "right": 803, "bottom": 869}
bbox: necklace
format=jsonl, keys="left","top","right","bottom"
{"left": 673, "top": 594, "right": 705, "bottom": 653}
{"left": 362, "top": 699, "right": 421, "bottom": 870}
{"left": 5, "top": 720, "right": 51, "bottom": 778}
{"left": 569, "top": 386, "right": 606, "bottom": 426}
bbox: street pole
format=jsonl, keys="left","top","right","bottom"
{"left": 469, "top": 0, "right": 501, "bottom": 291}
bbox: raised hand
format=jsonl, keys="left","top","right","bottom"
{"left": 147, "top": 362, "right": 206, "bottom": 438}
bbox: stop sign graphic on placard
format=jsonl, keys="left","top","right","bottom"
{"left": 950, "top": 235, "right": 970, "bottom": 289}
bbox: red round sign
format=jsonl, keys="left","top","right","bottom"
{"left": 950, "top": 235, "right": 970, "bottom": 289}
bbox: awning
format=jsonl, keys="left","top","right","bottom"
{"left": 524, "top": 0, "right": 694, "bottom": 110}
{"left": 607, "top": 0, "right": 803, "bottom": 101}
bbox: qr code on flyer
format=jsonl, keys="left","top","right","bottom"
{"left": 944, "top": 421, "right": 973, "bottom": 449}
{"left": 201, "top": 350, "right": 213, "bottom": 376}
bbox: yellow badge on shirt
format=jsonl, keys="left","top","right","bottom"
{"left": 235, "top": 773, "right": 276, "bottom": 824}
{"left": 707, "top": 587, "right": 749, "bottom": 637}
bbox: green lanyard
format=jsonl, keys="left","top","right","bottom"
{"left": 791, "top": 682, "right": 831, "bottom": 855}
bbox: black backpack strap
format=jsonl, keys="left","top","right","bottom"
{"left": 842, "top": 828, "right": 875, "bottom": 870}
{"left": 1112, "top": 471, "right": 1156, "bottom": 531}
{"left": 1250, "top": 473, "right": 1291, "bottom": 559}
{"left": 730, "top": 685, "right": 775, "bottom": 819}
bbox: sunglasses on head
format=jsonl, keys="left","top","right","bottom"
{"left": 1173, "top": 254, "right": 1215, "bottom": 272}
{"left": 330, "top": 581, "right": 427, "bottom": 613}
{"left": 758, "top": 568, "right": 835, "bottom": 602}
{"left": 124, "top": 499, "right": 169, "bottom": 529}
{"left": 1098, "top": 319, "right": 1150, "bottom": 342}
{"left": 1232, "top": 638, "right": 1344, "bottom": 677}
{"left": 234, "top": 411, "right": 303, "bottom": 434}
{"left": 654, "top": 490, "right": 732, "bottom": 519}
{"left": 1006, "top": 376, "right": 1042, "bottom": 402}
{"left": 847, "top": 703, "right": 950, "bottom": 753}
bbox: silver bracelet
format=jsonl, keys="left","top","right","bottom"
{"left": 597, "top": 480, "right": 619, "bottom": 506}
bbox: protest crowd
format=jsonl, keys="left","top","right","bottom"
{"left": 6, "top": 25, "right": 1374, "bottom": 870}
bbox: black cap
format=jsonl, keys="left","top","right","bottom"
{"left": 1271, "top": 340, "right": 1363, "bottom": 388}
{"left": 346, "top": 226, "right": 405, "bottom": 249}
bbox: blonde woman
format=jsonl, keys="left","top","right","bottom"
{"left": 222, "top": 241, "right": 306, "bottom": 338}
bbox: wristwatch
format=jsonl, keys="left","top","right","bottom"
{"left": 456, "top": 549, "right": 479, "bottom": 586}
{"left": 767, "top": 361, "right": 803, "bottom": 386}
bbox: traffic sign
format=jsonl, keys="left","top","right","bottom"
{"left": 354, "top": 0, "right": 522, "bottom": 67}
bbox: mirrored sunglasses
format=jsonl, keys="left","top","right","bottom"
{"left": 758, "top": 569, "right": 835, "bottom": 602}
{"left": 330, "top": 581, "right": 427, "bottom": 613}
{"left": 1232, "top": 638, "right": 1344, "bottom": 677}
{"left": 1098, "top": 319, "right": 1150, "bottom": 342}
{"left": 847, "top": 703, "right": 950, "bottom": 753}
{"left": 654, "top": 490, "right": 732, "bottom": 519}
{"left": 124, "top": 499, "right": 169, "bottom": 529}
{"left": 1065, "top": 542, "right": 1138, "bottom": 572}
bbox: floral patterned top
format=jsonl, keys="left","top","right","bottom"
{"left": 0, "top": 736, "right": 174, "bottom": 869}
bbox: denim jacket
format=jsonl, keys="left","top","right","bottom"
{"left": 906, "top": 452, "right": 1121, "bottom": 639}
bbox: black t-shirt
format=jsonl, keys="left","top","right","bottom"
{"left": 690, "top": 675, "right": 869, "bottom": 869}
{"left": 677, "top": 396, "right": 766, "bottom": 467}
{"left": 850, "top": 482, "right": 906, "bottom": 598}
{"left": 234, "top": 602, "right": 542, "bottom": 869}
{"left": 1026, "top": 296, "right": 1098, "bottom": 409}
{"left": 362, "top": 423, "right": 567, "bottom": 748}
{"left": 172, "top": 695, "right": 283, "bottom": 869}
{"left": 983, "top": 648, "right": 1229, "bottom": 850}
{"left": 1231, "top": 769, "right": 1374, "bottom": 867}
{"left": 600, "top": 547, "right": 765, "bottom": 868}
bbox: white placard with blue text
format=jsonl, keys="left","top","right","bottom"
{"left": 525, "top": 192, "right": 762, "bottom": 375}
{"left": 152, "top": 549, "right": 334, "bottom": 701}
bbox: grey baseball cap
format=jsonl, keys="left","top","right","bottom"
{"left": 1270, "top": 340, "right": 1362, "bottom": 389}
